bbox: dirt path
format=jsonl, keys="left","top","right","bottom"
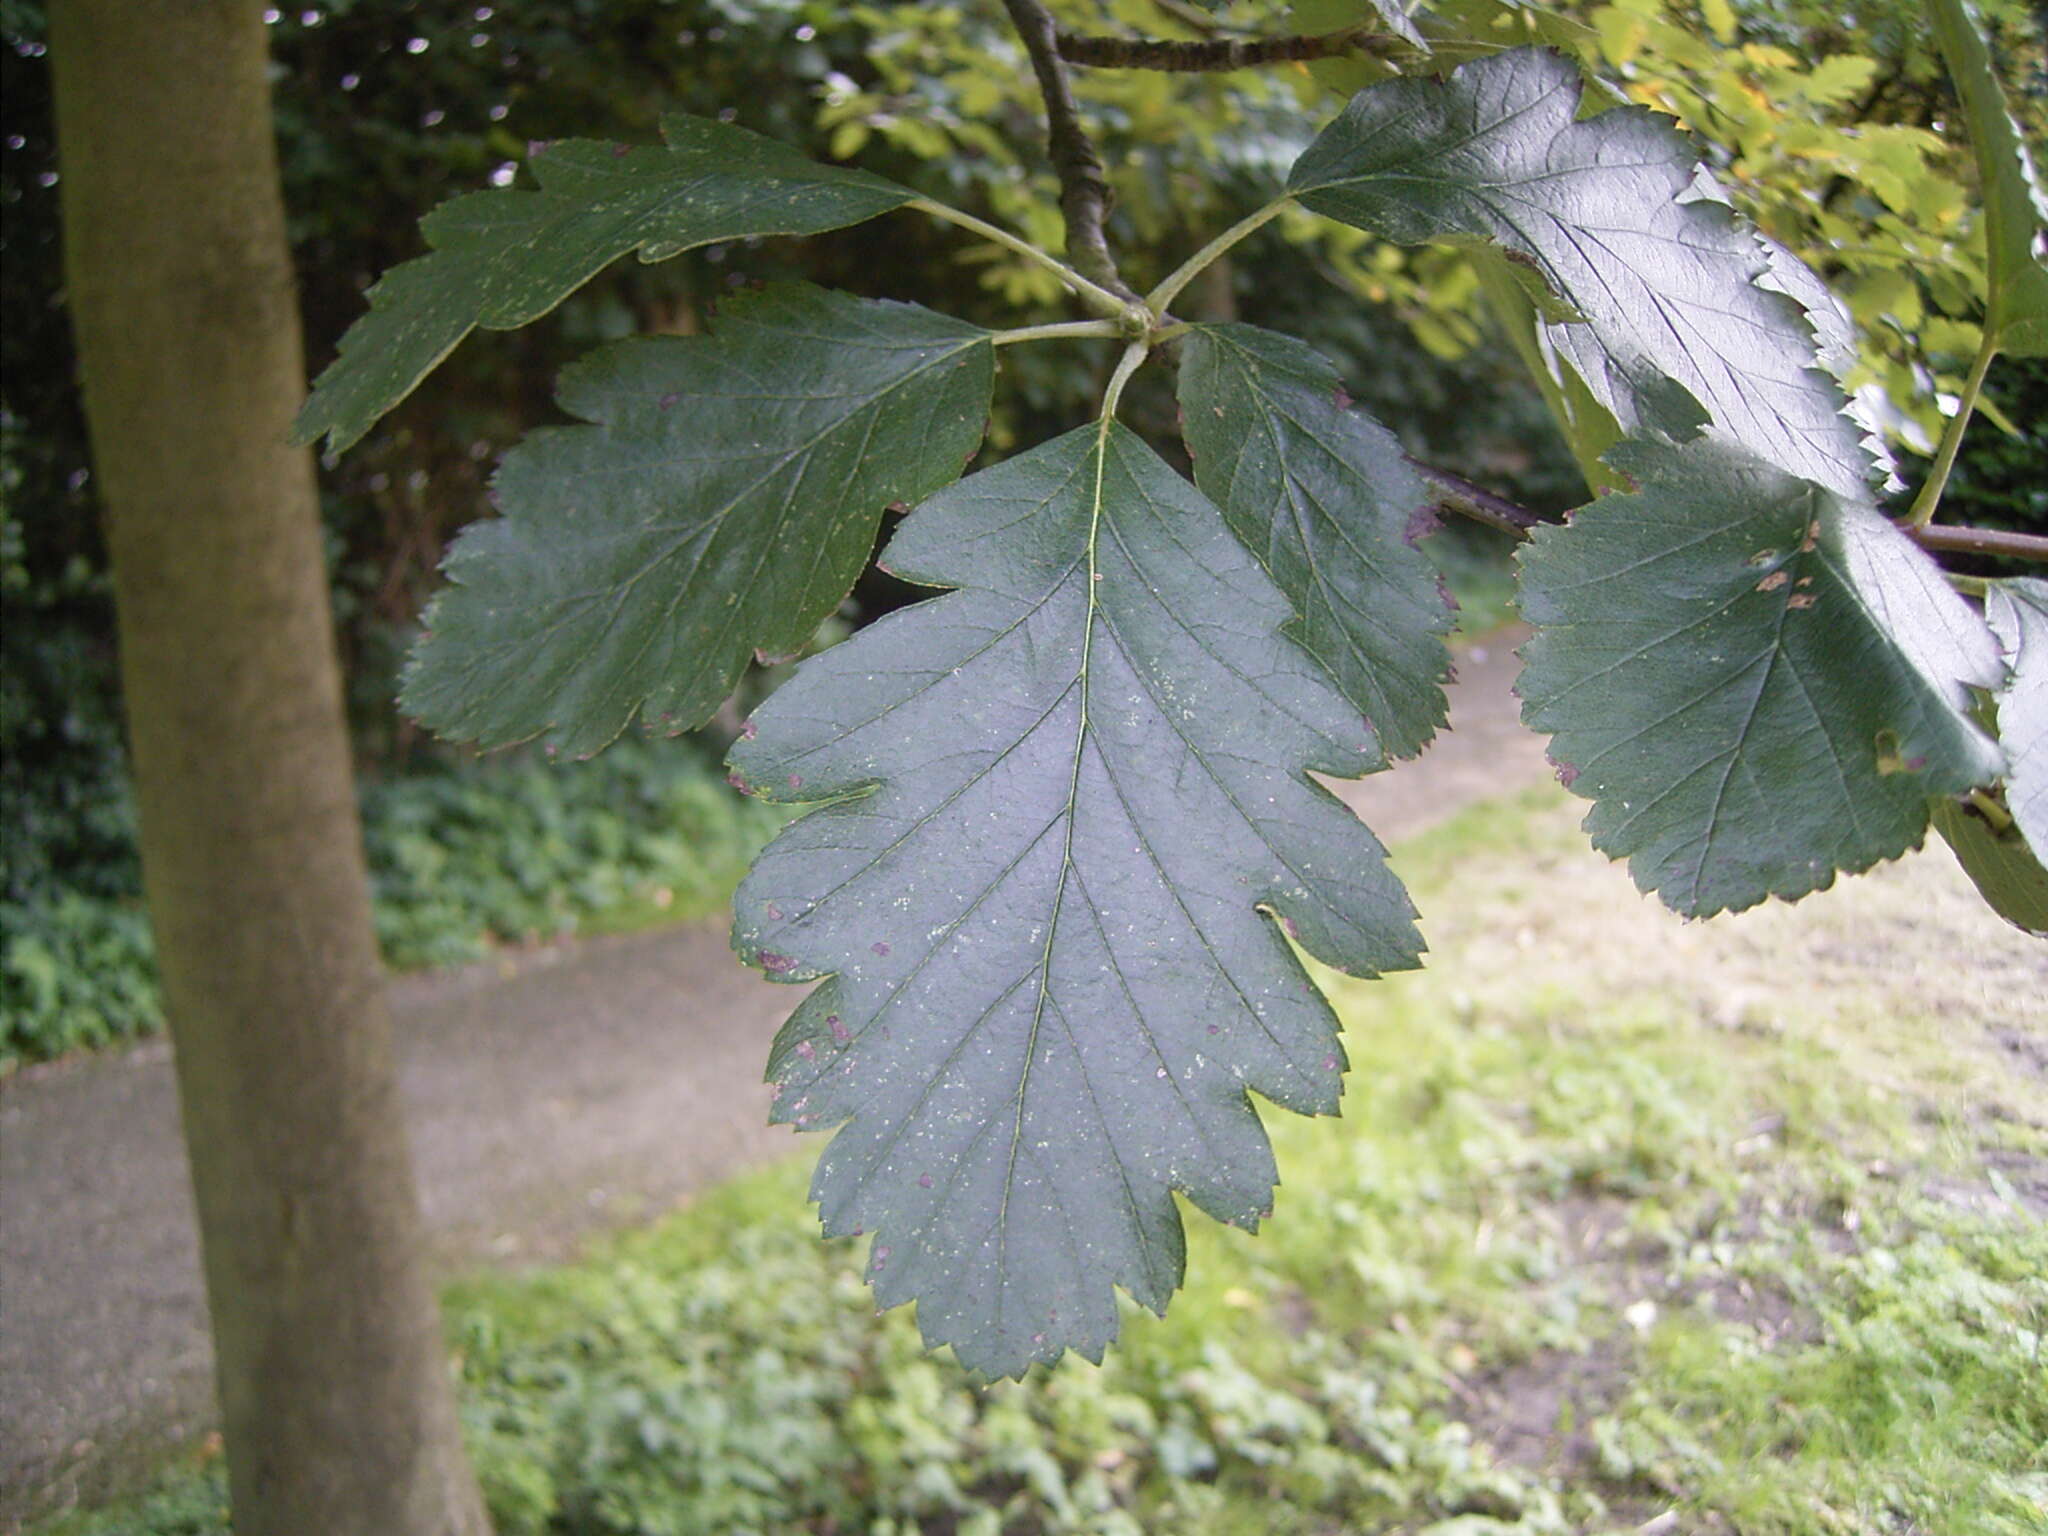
{"left": 0, "top": 634, "right": 1551, "bottom": 1518}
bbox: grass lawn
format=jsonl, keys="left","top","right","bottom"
{"left": 40, "top": 785, "right": 2048, "bottom": 1535}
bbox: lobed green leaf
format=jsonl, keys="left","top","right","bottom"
{"left": 728, "top": 422, "right": 1421, "bottom": 1378}
{"left": 1178, "top": 323, "right": 1452, "bottom": 760}
{"left": 1516, "top": 437, "right": 2003, "bottom": 917}
{"left": 1288, "top": 47, "right": 1872, "bottom": 496}
{"left": 293, "top": 115, "right": 916, "bottom": 452}
{"left": 402, "top": 285, "right": 992, "bottom": 757}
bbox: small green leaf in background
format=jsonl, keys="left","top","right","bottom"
{"left": 402, "top": 286, "right": 992, "bottom": 756}
{"left": 1985, "top": 577, "right": 2048, "bottom": 859}
{"left": 728, "top": 422, "right": 1421, "bottom": 1378}
{"left": 293, "top": 115, "right": 916, "bottom": 451}
{"left": 1287, "top": 47, "right": 1872, "bottom": 497}
{"left": 1516, "top": 437, "right": 2003, "bottom": 917}
{"left": 1179, "top": 323, "right": 1452, "bottom": 761}
{"left": 1930, "top": 0, "right": 2048, "bottom": 356}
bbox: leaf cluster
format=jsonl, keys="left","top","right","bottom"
{"left": 298, "top": 0, "right": 2048, "bottom": 1375}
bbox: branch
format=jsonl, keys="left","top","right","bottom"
{"left": 1055, "top": 25, "right": 1400, "bottom": 72}
{"left": 1408, "top": 460, "right": 1556, "bottom": 539}
{"left": 1906, "top": 332, "right": 1998, "bottom": 526}
{"left": 1905, "top": 522, "right": 2048, "bottom": 562}
{"left": 1000, "top": 0, "right": 1139, "bottom": 304}
{"left": 1406, "top": 462, "right": 2048, "bottom": 571}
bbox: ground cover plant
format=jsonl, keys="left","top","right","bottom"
{"left": 284, "top": 0, "right": 2048, "bottom": 1381}
{"left": 38, "top": 786, "right": 2048, "bottom": 1535}
{"left": 0, "top": 742, "right": 786, "bottom": 1068}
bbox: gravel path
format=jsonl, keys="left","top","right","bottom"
{"left": 0, "top": 633, "right": 1551, "bottom": 1519}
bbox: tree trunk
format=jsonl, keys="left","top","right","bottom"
{"left": 49, "top": 4, "right": 491, "bottom": 1531}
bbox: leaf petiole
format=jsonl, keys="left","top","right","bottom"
{"left": 1907, "top": 332, "right": 1999, "bottom": 527}
{"left": 1146, "top": 198, "right": 1288, "bottom": 315}
{"left": 1099, "top": 340, "right": 1151, "bottom": 422}
{"left": 909, "top": 196, "right": 1131, "bottom": 318}
{"left": 991, "top": 320, "right": 1126, "bottom": 347}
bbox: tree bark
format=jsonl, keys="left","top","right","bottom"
{"left": 49, "top": 4, "right": 491, "bottom": 1532}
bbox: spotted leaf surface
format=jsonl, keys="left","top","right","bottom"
{"left": 403, "top": 286, "right": 992, "bottom": 755}
{"left": 1288, "top": 47, "right": 1872, "bottom": 495}
{"left": 1179, "top": 324, "right": 1451, "bottom": 761}
{"left": 294, "top": 115, "right": 915, "bottom": 452}
{"left": 728, "top": 422, "right": 1421, "bottom": 1377}
{"left": 1516, "top": 438, "right": 2002, "bottom": 917}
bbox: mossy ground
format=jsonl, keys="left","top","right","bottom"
{"left": 38, "top": 785, "right": 2047, "bottom": 1535}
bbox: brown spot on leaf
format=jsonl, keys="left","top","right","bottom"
{"left": 1756, "top": 570, "right": 1790, "bottom": 592}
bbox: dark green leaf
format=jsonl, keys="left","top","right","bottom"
{"left": 1931, "top": 795, "right": 2048, "bottom": 937}
{"left": 728, "top": 422, "right": 1421, "bottom": 1378}
{"left": 1930, "top": 0, "right": 2048, "bottom": 356}
{"left": 1516, "top": 437, "right": 2003, "bottom": 917}
{"left": 1986, "top": 577, "right": 2048, "bottom": 859}
{"left": 403, "top": 286, "right": 992, "bottom": 756}
{"left": 1179, "top": 323, "right": 1451, "bottom": 760}
{"left": 294, "top": 115, "right": 916, "bottom": 452}
{"left": 1287, "top": 48, "right": 1872, "bottom": 495}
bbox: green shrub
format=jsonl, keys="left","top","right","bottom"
{"left": 1, "top": 891, "right": 160, "bottom": 1061}
{"left": 359, "top": 739, "right": 790, "bottom": 971}
{"left": 0, "top": 739, "right": 786, "bottom": 1069}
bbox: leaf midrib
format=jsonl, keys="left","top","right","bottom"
{"left": 999, "top": 411, "right": 1117, "bottom": 1296}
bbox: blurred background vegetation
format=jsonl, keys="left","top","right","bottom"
{"left": 1, "top": 0, "right": 2043, "bottom": 1065}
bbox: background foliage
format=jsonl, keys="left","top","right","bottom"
{"left": 2, "top": 740, "right": 786, "bottom": 1067}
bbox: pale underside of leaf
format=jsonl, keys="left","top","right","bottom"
{"left": 402, "top": 286, "right": 992, "bottom": 756}
{"left": 293, "top": 114, "right": 915, "bottom": 452}
{"left": 1516, "top": 437, "right": 2002, "bottom": 917}
{"left": 1179, "top": 324, "right": 1452, "bottom": 761}
{"left": 1987, "top": 578, "right": 2048, "bottom": 861}
{"left": 1287, "top": 46, "right": 1872, "bottom": 496}
{"left": 1702, "top": 175, "right": 1897, "bottom": 486}
{"left": 727, "top": 422, "right": 1421, "bottom": 1378}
